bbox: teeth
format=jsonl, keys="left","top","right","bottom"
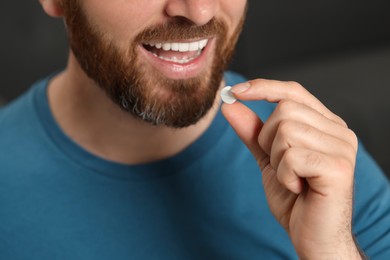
{"left": 151, "top": 50, "right": 202, "bottom": 64}
{"left": 146, "top": 39, "right": 208, "bottom": 52}
{"left": 162, "top": 43, "right": 171, "bottom": 51}
{"left": 171, "top": 43, "right": 179, "bottom": 51}
{"left": 189, "top": 42, "right": 199, "bottom": 51}
{"left": 199, "top": 39, "right": 208, "bottom": 49}
{"left": 179, "top": 43, "right": 190, "bottom": 52}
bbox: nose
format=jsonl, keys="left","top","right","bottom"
{"left": 164, "top": 0, "right": 220, "bottom": 26}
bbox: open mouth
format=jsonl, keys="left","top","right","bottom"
{"left": 142, "top": 39, "right": 209, "bottom": 64}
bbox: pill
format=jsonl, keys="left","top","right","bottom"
{"left": 221, "top": 86, "right": 237, "bottom": 104}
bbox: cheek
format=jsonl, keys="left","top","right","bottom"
{"left": 79, "top": 1, "right": 164, "bottom": 45}
{"left": 220, "top": 0, "right": 247, "bottom": 33}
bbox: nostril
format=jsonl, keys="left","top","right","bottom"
{"left": 164, "top": 0, "right": 218, "bottom": 26}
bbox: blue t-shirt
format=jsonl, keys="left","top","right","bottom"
{"left": 0, "top": 72, "right": 389, "bottom": 259}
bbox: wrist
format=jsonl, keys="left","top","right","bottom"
{"left": 296, "top": 235, "right": 365, "bottom": 260}
{"left": 300, "top": 248, "right": 365, "bottom": 259}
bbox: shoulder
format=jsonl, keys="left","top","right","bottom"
{"left": 0, "top": 83, "right": 38, "bottom": 136}
{"left": 0, "top": 77, "right": 50, "bottom": 127}
{"left": 0, "top": 78, "right": 51, "bottom": 173}
{"left": 0, "top": 92, "right": 34, "bottom": 138}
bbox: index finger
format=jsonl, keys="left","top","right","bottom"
{"left": 231, "top": 79, "right": 347, "bottom": 127}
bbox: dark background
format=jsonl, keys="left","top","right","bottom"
{"left": 1, "top": 1, "right": 389, "bottom": 176}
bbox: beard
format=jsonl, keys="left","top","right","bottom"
{"left": 62, "top": 1, "right": 245, "bottom": 128}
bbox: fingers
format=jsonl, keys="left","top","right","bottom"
{"left": 277, "top": 148, "right": 355, "bottom": 195}
{"left": 223, "top": 78, "right": 358, "bottom": 196}
{"left": 221, "top": 102, "right": 270, "bottom": 169}
{"left": 232, "top": 79, "right": 347, "bottom": 128}
{"left": 229, "top": 78, "right": 357, "bottom": 159}
{"left": 270, "top": 120, "right": 356, "bottom": 171}
{"left": 260, "top": 100, "right": 358, "bottom": 156}
{"left": 223, "top": 78, "right": 358, "bottom": 253}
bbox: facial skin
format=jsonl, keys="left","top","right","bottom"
{"left": 40, "top": 2, "right": 365, "bottom": 257}
{"left": 60, "top": 0, "right": 247, "bottom": 128}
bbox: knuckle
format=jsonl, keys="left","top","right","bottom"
{"left": 287, "top": 80, "right": 303, "bottom": 88}
{"left": 276, "top": 99, "right": 295, "bottom": 115}
{"left": 283, "top": 148, "right": 296, "bottom": 168}
{"left": 296, "top": 121, "right": 314, "bottom": 136}
{"left": 339, "top": 128, "right": 359, "bottom": 155}
{"left": 276, "top": 167, "right": 287, "bottom": 184}
{"left": 334, "top": 114, "right": 348, "bottom": 128}
{"left": 277, "top": 121, "right": 300, "bottom": 145}
{"left": 327, "top": 110, "right": 349, "bottom": 128}
{"left": 346, "top": 129, "right": 359, "bottom": 151}
{"left": 334, "top": 157, "right": 355, "bottom": 179}
{"left": 278, "top": 120, "right": 315, "bottom": 142}
{"left": 304, "top": 151, "right": 322, "bottom": 169}
{"left": 258, "top": 131, "right": 270, "bottom": 154}
{"left": 287, "top": 81, "right": 305, "bottom": 93}
{"left": 249, "top": 78, "right": 266, "bottom": 86}
{"left": 278, "top": 120, "right": 294, "bottom": 138}
{"left": 342, "top": 141, "right": 358, "bottom": 161}
{"left": 276, "top": 163, "right": 292, "bottom": 184}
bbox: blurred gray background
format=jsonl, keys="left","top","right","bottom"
{"left": 1, "top": 1, "right": 389, "bottom": 176}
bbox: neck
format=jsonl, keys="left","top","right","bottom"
{"left": 48, "top": 55, "right": 223, "bottom": 164}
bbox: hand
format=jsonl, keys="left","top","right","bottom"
{"left": 222, "top": 79, "right": 363, "bottom": 259}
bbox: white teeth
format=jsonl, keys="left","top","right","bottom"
{"left": 199, "top": 39, "right": 208, "bottom": 49}
{"left": 146, "top": 39, "right": 208, "bottom": 52}
{"left": 179, "top": 43, "right": 190, "bottom": 52}
{"left": 188, "top": 42, "right": 199, "bottom": 51}
{"left": 145, "top": 39, "right": 208, "bottom": 64}
{"left": 171, "top": 43, "right": 179, "bottom": 51}
{"left": 152, "top": 50, "right": 202, "bottom": 64}
{"left": 162, "top": 43, "right": 171, "bottom": 51}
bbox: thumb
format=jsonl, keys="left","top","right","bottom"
{"left": 221, "top": 102, "right": 270, "bottom": 169}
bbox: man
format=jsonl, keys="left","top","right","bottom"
{"left": 0, "top": 0, "right": 389, "bottom": 259}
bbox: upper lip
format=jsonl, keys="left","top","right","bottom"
{"left": 142, "top": 39, "right": 209, "bottom": 52}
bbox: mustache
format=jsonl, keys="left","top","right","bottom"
{"left": 135, "top": 18, "right": 227, "bottom": 43}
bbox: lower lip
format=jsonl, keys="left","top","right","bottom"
{"left": 138, "top": 39, "right": 214, "bottom": 80}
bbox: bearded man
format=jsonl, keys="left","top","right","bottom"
{"left": 1, "top": 0, "right": 389, "bottom": 259}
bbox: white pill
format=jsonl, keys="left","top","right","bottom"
{"left": 221, "top": 86, "right": 237, "bottom": 104}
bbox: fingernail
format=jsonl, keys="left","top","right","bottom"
{"left": 232, "top": 82, "right": 250, "bottom": 94}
